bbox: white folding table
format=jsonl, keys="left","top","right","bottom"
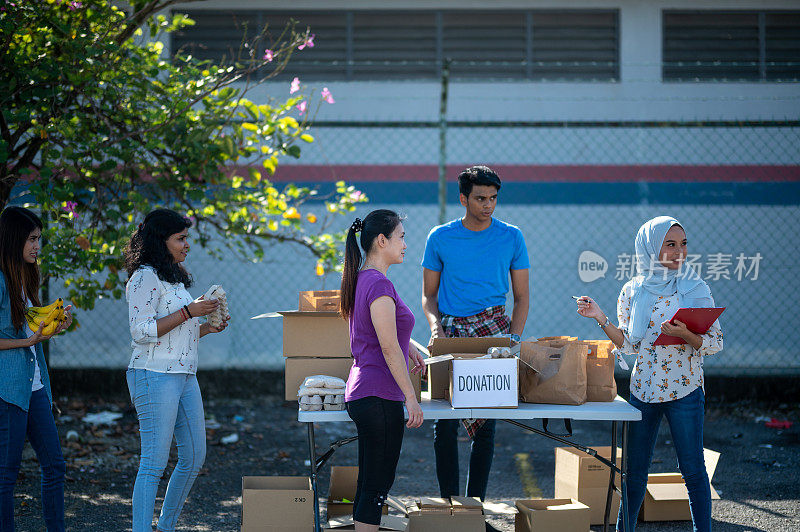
{"left": 299, "top": 396, "right": 641, "bottom": 532}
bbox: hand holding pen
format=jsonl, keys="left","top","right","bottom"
{"left": 573, "top": 295, "right": 605, "bottom": 322}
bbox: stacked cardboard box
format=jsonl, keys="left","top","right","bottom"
{"left": 281, "top": 309, "right": 353, "bottom": 401}
{"left": 282, "top": 291, "right": 421, "bottom": 402}
{"left": 404, "top": 497, "right": 486, "bottom": 531}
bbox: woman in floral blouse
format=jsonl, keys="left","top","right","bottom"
{"left": 577, "top": 216, "right": 722, "bottom": 532}
{"left": 124, "top": 209, "right": 229, "bottom": 532}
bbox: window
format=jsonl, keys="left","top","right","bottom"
{"left": 766, "top": 12, "right": 800, "bottom": 81}
{"left": 663, "top": 11, "right": 800, "bottom": 82}
{"left": 171, "top": 9, "right": 619, "bottom": 82}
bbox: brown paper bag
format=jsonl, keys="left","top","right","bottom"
{"left": 581, "top": 340, "right": 617, "bottom": 402}
{"left": 519, "top": 341, "right": 588, "bottom": 405}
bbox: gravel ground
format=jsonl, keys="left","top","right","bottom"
{"left": 12, "top": 393, "right": 800, "bottom": 531}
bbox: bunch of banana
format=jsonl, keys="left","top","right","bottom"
{"left": 25, "top": 298, "right": 65, "bottom": 336}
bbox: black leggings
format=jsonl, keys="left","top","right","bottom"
{"left": 345, "top": 396, "right": 405, "bottom": 525}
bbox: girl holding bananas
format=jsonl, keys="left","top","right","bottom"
{"left": 124, "top": 209, "right": 229, "bottom": 532}
{"left": 0, "top": 206, "right": 72, "bottom": 532}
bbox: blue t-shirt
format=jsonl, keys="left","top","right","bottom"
{"left": 421, "top": 218, "right": 530, "bottom": 317}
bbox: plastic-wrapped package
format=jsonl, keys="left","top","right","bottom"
{"left": 302, "top": 375, "right": 346, "bottom": 389}
{"left": 203, "top": 285, "right": 228, "bottom": 328}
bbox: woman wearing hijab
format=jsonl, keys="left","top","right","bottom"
{"left": 576, "top": 216, "right": 723, "bottom": 532}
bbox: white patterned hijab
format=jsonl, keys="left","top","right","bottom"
{"left": 627, "top": 216, "right": 713, "bottom": 344}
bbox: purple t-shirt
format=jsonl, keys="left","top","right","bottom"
{"left": 345, "top": 269, "right": 415, "bottom": 402}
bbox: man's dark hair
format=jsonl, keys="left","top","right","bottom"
{"left": 457, "top": 165, "right": 502, "bottom": 197}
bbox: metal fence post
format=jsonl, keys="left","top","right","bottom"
{"left": 438, "top": 58, "right": 450, "bottom": 225}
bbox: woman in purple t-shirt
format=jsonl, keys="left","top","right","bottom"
{"left": 340, "top": 209, "right": 426, "bottom": 531}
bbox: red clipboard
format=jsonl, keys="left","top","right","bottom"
{"left": 653, "top": 307, "right": 726, "bottom": 346}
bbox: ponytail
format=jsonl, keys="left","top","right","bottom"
{"left": 339, "top": 210, "right": 402, "bottom": 320}
{"left": 339, "top": 219, "right": 363, "bottom": 320}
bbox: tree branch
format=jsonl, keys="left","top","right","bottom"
{"left": 115, "top": 0, "right": 185, "bottom": 46}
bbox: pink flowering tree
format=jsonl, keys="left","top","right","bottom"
{"left": 1, "top": 1, "right": 364, "bottom": 311}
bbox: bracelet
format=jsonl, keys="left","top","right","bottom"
{"left": 598, "top": 316, "right": 610, "bottom": 329}
{"left": 183, "top": 305, "right": 193, "bottom": 319}
{"left": 179, "top": 307, "right": 188, "bottom": 321}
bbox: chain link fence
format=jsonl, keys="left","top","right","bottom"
{"left": 48, "top": 118, "right": 800, "bottom": 376}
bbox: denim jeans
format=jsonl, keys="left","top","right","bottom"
{"left": 618, "top": 387, "right": 711, "bottom": 532}
{"left": 345, "top": 397, "right": 405, "bottom": 525}
{"left": 433, "top": 418, "right": 496, "bottom": 500}
{"left": 0, "top": 388, "right": 65, "bottom": 532}
{"left": 127, "top": 369, "right": 206, "bottom": 532}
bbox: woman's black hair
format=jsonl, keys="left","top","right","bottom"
{"left": 0, "top": 206, "right": 43, "bottom": 331}
{"left": 339, "top": 209, "right": 402, "bottom": 320}
{"left": 124, "top": 208, "right": 193, "bottom": 286}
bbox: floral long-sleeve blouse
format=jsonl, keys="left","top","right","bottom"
{"left": 615, "top": 278, "right": 723, "bottom": 403}
{"left": 127, "top": 266, "right": 199, "bottom": 374}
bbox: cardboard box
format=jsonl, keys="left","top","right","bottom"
{"left": 410, "top": 367, "right": 422, "bottom": 402}
{"left": 640, "top": 448, "right": 721, "bottom": 522}
{"left": 285, "top": 357, "right": 353, "bottom": 401}
{"left": 405, "top": 497, "right": 485, "bottom": 532}
{"left": 241, "top": 476, "right": 314, "bottom": 532}
{"left": 451, "top": 496, "right": 484, "bottom": 514}
{"left": 300, "top": 290, "right": 341, "bottom": 312}
{"left": 449, "top": 357, "right": 518, "bottom": 408}
{"left": 280, "top": 311, "right": 351, "bottom": 357}
{"left": 554, "top": 446, "right": 622, "bottom": 525}
{"left": 426, "top": 337, "right": 511, "bottom": 399}
{"left": 515, "top": 498, "right": 590, "bottom": 532}
{"left": 327, "top": 466, "right": 391, "bottom": 518}
{"left": 327, "top": 466, "right": 359, "bottom": 518}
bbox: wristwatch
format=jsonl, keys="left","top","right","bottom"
{"left": 510, "top": 333, "right": 521, "bottom": 343}
{"left": 598, "top": 316, "right": 610, "bottom": 329}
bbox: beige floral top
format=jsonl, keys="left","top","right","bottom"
{"left": 615, "top": 278, "right": 723, "bottom": 403}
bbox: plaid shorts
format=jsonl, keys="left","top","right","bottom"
{"left": 440, "top": 305, "right": 511, "bottom": 437}
{"left": 441, "top": 305, "right": 511, "bottom": 339}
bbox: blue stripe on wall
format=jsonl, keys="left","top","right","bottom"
{"left": 294, "top": 181, "right": 800, "bottom": 205}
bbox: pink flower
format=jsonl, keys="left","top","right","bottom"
{"left": 289, "top": 77, "right": 300, "bottom": 94}
{"left": 296, "top": 101, "right": 307, "bottom": 115}
{"left": 321, "top": 87, "right": 335, "bottom": 104}
{"left": 263, "top": 49, "right": 273, "bottom": 62}
{"left": 298, "top": 34, "right": 315, "bottom": 50}
{"left": 68, "top": 1, "right": 82, "bottom": 10}
{"left": 63, "top": 201, "right": 79, "bottom": 219}
{"left": 352, "top": 190, "right": 364, "bottom": 201}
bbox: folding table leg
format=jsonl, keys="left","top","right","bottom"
{"left": 604, "top": 421, "right": 618, "bottom": 532}
{"left": 621, "top": 421, "right": 630, "bottom": 532}
{"left": 307, "top": 422, "right": 321, "bottom": 532}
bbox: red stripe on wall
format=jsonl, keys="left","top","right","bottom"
{"left": 263, "top": 164, "right": 800, "bottom": 183}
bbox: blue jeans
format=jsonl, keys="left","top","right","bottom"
{"left": 127, "top": 369, "right": 206, "bottom": 532}
{"left": 0, "top": 388, "right": 65, "bottom": 532}
{"left": 618, "top": 387, "right": 711, "bottom": 532}
{"left": 433, "top": 419, "right": 496, "bottom": 500}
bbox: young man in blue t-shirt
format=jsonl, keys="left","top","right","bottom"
{"left": 421, "top": 165, "right": 530, "bottom": 501}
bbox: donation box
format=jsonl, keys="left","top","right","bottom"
{"left": 449, "top": 357, "right": 518, "bottom": 409}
